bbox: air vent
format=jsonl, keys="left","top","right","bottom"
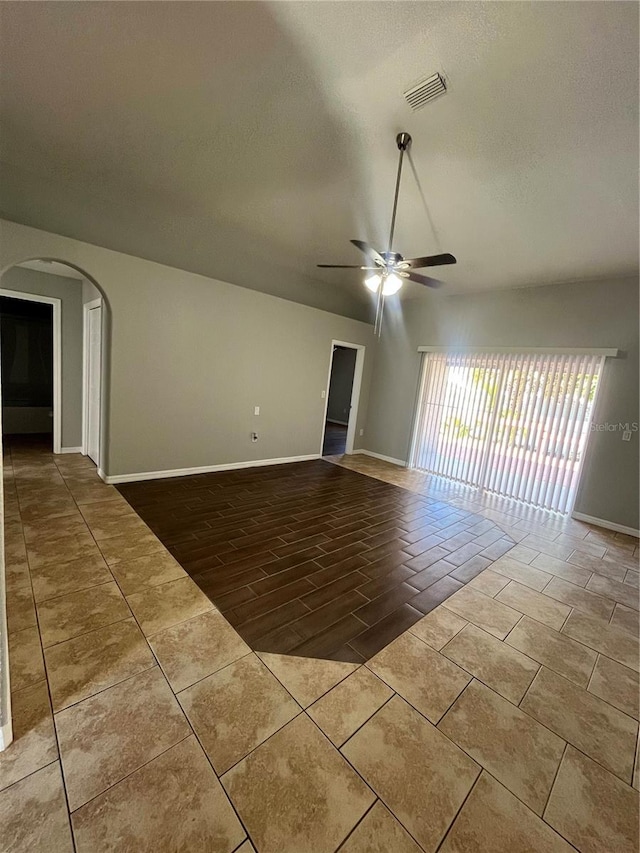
{"left": 403, "top": 72, "right": 447, "bottom": 112}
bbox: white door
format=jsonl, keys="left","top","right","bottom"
{"left": 86, "top": 305, "right": 102, "bottom": 464}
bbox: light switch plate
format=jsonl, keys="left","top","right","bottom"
{"left": 622, "top": 430, "right": 632, "bottom": 441}
{"left": 254, "top": 406, "right": 260, "bottom": 416}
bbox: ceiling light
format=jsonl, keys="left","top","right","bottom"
{"left": 364, "top": 274, "right": 381, "bottom": 293}
{"left": 382, "top": 273, "right": 403, "bottom": 296}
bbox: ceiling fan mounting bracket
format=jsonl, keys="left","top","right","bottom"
{"left": 396, "top": 132, "right": 412, "bottom": 151}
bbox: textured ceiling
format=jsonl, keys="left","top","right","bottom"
{"left": 0, "top": 1, "right": 637, "bottom": 320}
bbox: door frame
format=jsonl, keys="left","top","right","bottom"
{"left": 320, "top": 340, "right": 366, "bottom": 456}
{"left": 82, "top": 297, "right": 103, "bottom": 464}
{"left": 0, "top": 287, "right": 62, "bottom": 454}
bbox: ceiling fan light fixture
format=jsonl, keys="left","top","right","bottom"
{"left": 382, "top": 272, "right": 403, "bottom": 296}
{"left": 364, "top": 273, "right": 382, "bottom": 293}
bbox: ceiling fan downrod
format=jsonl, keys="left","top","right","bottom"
{"left": 374, "top": 132, "right": 412, "bottom": 336}
{"left": 388, "top": 132, "right": 411, "bottom": 254}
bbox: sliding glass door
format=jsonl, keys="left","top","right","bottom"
{"left": 409, "top": 351, "right": 604, "bottom": 513}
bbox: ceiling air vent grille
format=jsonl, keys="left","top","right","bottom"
{"left": 403, "top": 73, "right": 447, "bottom": 112}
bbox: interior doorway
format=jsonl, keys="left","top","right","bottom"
{"left": 0, "top": 260, "right": 105, "bottom": 467}
{"left": 0, "top": 289, "right": 61, "bottom": 452}
{"left": 321, "top": 341, "right": 365, "bottom": 456}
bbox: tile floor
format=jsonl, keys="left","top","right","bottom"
{"left": 117, "top": 458, "right": 516, "bottom": 661}
{"left": 1, "top": 439, "right": 639, "bottom": 852}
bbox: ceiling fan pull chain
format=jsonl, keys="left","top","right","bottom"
{"left": 374, "top": 286, "right": 384, "bottom": 336}
{"left": 373, "top": 286, "right": 380, "bottom": 335}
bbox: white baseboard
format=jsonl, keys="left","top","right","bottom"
{"left": 354, "top": 449, "right": 407, "bottom": 468}
{"left": 102, "top": 454, "right": 322, "bottom": 485}
{"left": 571, "top": 512, "right": 639, "bottom": 539}
{"left": 59, "top": 446, "right": 83, "bottom": 454}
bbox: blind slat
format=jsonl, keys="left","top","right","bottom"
{"left": 543, "top": 354, "right": 586, "bottom": 510}
{"left": 526, "top": 354, "right": 563, "bottom": 507}
{"left": 502, "top": 354, "right": 532, "bottom": 499}
{"left": 507, "top": 355, "right": 540, "bottom": 502}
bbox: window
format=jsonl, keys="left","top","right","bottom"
{"left": 409, "top": 350, "right": 605, "bottom": 513}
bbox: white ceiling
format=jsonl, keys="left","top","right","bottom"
{"left": 0, "top": 2, "right": 637, "bottom": 318}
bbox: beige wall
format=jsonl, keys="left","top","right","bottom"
{"left": 0, "top": 219, "right": 375, "bottom": 478}
{"left": 364, "top": 277, "right": 639, "bottom": 530}
{"left": 1, "top": 265, "right": 84, "bottom": 449}
{"left": 82, "top": 277, "right": 101, "bottom": 304}
{"left": 4, "top": 219, "right": 634, "bottom": 530}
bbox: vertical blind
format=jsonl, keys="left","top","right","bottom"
{"left": 409, "top": 350, "right": 604, "bottom": 513}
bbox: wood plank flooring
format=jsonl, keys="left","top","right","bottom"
{"left": 118, "top": 460, "right": 515, "bottom": 662}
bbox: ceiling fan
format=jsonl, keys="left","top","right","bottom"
{"left": 318, "top": 132, "right": 456, "bottom": 334}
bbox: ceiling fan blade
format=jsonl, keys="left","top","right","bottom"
{"left": 407, "top": 271, "right": 443, "bottom": 288}
{"left": 317, "top": 264, "right": 379, "bottom": 269}
{"left": 350, "top": 240, "right": 385, "bottom": 265}
{"left": 404, "top": 253, "right": 457, "bottom": 268}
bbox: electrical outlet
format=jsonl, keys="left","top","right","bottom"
{"left": 254, "top": 406, "right": 260, "bottom": 416}
{"left": 359, "top": 428, "right": 364, "bottom": 436}
{"left": 622, "top": 430, "right": 632, "bottom": 441}
{"left": 321, "top": 390, "right": 326, "bottom": 399}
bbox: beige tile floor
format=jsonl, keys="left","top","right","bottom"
{"left": 1, "top": 444, "right": 639, "bottom": 852}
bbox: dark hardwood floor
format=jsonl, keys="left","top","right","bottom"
{"left": 118, "top": 460, "right": 514, "bottom": 662}
{"left": 322, "top": 421, "right": 347, "bottom": 455}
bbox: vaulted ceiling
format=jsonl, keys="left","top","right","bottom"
{"left": 0, "top": 2, "right": 637, "bottom": 320}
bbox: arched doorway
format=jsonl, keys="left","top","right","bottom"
{"left": 0, "top": 258, "right": 108, "bottom": 471}
{"left": 0, "top": 257, "right": 110, "bottom": 749}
